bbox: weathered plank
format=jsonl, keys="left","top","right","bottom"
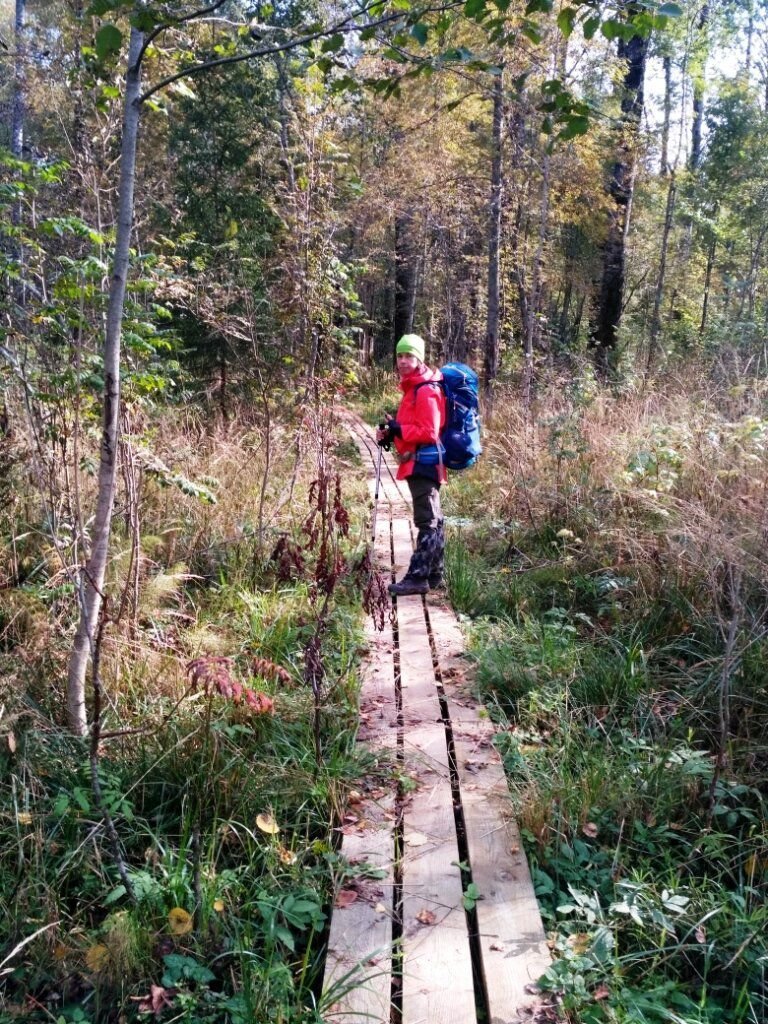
{"left": 396, "top": 597, "right": 476, "bottom": 1024}
{"left": 427, "top": 601, "right": 551, "bottom": 1024}
{"left": 323, "top": 462, "right": 397, "bottom": 1024}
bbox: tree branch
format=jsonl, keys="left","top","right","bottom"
{"left": 136, "top": 0, "right": 229, "bottom": 67}
{"left": 138, "top": 1, "right": 458, "bottom": 104}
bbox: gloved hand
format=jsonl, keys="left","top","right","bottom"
{"left": 376, "top": 422, "right": 392, "bottom": 450}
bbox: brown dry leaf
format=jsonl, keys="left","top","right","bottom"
{"left": 7, "top": 732, "right": 16, "bottom": 754}
{"left": 405, "top": 832, "right": 428, "bottom": 847}
{"left": 490, "top": 942, "right": 504, "bottom": 952}
{"left": 347, "top": 790, "right": 363, "bottom": 804}
{"left": 695, "top": 926, "right": 706, "bottom": 943}
{"left": 582, "top": 822, "right": 599, "bottom": 838}
{"left": 278, "top": 846, "right": 297, "bottom": 865}
{"left": 167, "top": 907, "right": 193, "bottom": 936}
{"left": 334, "top": 889, "right": 359, "bottom": 909}
{"left": 256, "top": 813, "right": 280, "bottom": 835}
{"left": 593, "top": 985, "right": 610, "bottom": 1001}
{"left": 415, "top": 908, "right": 436, "bottom": 926}
{"left": 567, "top": 932, "right": 590, "bottom": 954}
{"left": 510, "top": 844, "right": 520, "bottom": 855}
{"left": 85, "top": 944, "right": 110, "bottom": 972}
{"left": 53, "top": 943, "right": 70, "bottom": 961}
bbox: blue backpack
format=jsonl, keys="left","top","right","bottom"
{"left": 414, "top": 362, "right": 482, "bottom": 471}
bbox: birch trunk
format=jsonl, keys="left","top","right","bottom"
{"left": 11, "top": 0, "right": 25, "bottom": 160}
{"left": 647, "top": 173, "right": 676, "bottom": 372}
{"left": 67, "top": 27, "right": 144, "bottom": 735}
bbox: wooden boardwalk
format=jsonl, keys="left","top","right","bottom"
{"left": 323, "top": 419, "right": 550, "bottom": 1024}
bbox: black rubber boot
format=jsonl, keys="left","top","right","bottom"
{"left": 388, "top": 576, "right": 429, "bottom": 597}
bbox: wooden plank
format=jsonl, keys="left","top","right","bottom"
{"left": 427, "top": 601, "right": 550, "bottom": 1023}
{"left": 396, "top": 596, "right": 476, "bottom": 1024}
{"left": 323, "top": 499, "right": 396, "bottom": 1023}
{"left": 401, "top": 724, "right": 477, "bottom": 1024}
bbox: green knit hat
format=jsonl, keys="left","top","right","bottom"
{"left": 396, "top": 334, "right": 425, "bottom": 361}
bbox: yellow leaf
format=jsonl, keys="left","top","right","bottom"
{"left": 17, "top": 812, "right": 32, "bottom": 826}
{"left": 85, "top": 943, "right": 110, "bottom": 972}
{"left": 256, "top": 813, "right": 280, "bottom": 835}
{"left": 212, "top": 899, "right": 225, "bottom": 913}
{"left": 167, "top": 907, "right": 193, "bottom": 935}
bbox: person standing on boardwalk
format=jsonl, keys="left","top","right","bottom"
{"left": 376, "top": 334, "right": 447, "bottom": 597}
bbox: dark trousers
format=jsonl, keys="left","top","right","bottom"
{"left": 406, "top": 475, "right": 445, "bottom": 582}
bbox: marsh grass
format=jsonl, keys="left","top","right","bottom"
{"left": 442, "top": 371, "right": 768, "bottom": 1024}
{"left": 0, "top": 396, "right": 369, "bottom": 1023}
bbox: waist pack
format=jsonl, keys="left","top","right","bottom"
{"left": 414, "top": 362, "right": 482, "bottom": 471}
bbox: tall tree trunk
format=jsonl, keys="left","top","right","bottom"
{"left": 590, "top": 26, "right": 649, "bottom": 375}
{"left": 699, "top": 232, "right": 716, "bottom": 335}
{"left": 393, "top": 210, "right": 416, "bottom": 349}
{"left": 523, "top": 146, "right": 550, "bottom": 402}
{"left": 647, "top": 173, "right": 677, "bottom": 371}
{"left": 484, "top": 70, "right": 504, "bottom": 399}
{"left": 11, "top": 0, "right": 26, "bottom": 161}
{"left": 661, "top": 54, "right": 672, "bottom": 176}
{"left": 690, "top": 3, "right": 709, "bottom": 173}
{"left": 67, "top": 27, "right": 144, "bottom": 735}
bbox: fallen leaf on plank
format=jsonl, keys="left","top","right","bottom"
{"left": 334, "top": 889, "right": 359, "bottom": 909}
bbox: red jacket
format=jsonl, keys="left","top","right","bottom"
{"left": 393, "top": 366, "right": 447, "bottom": 483}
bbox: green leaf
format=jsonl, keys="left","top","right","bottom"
{"left": 657, "top": 1, "right": 682, "bottom": 15}
{"left": 521, "top": 20, "right": 543, "bottom": 43}
{"left": 321, "top": 33, "right": 345, "bottom": 53}
{"left": 95, "top": 23, "right": 123, "bottom": 60}
{"left": 104, "top": 885, "right": 127, "bottom": 905}
{"left": 87, "top": 0, "right": 120, "bottom": 14}
{"left": 525, "top": 0, "right": 553, "bottom": 13}
{"left": 558, "top": 114, "right": 589, "bottom": 140}
{"left": 130, "top": 10, "right": 158, "bottom": 31}
{"left": 583, "top": 15, "right": 600, "bottom": 38}
{"left": 600, "top": 18, "right": 621, "bottom": 39}
{"left": 464, "top": 0, "right": 487, "bottom": 18}
{"left": 411, "top": 22, "right": 429, "bottom": 44}
{"left": 556, "top": 7, "right": 576, "bottom": 37}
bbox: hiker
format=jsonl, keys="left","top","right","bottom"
{"left": 376, "top": 334, "right": 446, "bottom": 597}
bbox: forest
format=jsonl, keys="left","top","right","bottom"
{"left": 2, "top": 0, "right": 768, "bottom": 1021}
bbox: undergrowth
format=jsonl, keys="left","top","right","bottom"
{"left": 443, "top": 369, "right": 768, "bottom": 1024}
{"left": 0, "top": 391, "right": 376, "bottom": 1024}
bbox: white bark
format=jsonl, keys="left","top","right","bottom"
{"left": 66, "top": 27, "right": 145, "bottom": 735}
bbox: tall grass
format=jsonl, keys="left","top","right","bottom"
{"left": 0, "top": 394, "right": 370, "bottom": 1023}
{"left": 442, "top": 366, "right": 768, "bottom": 1024}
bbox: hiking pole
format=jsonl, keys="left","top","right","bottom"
{"left": 371, "top": 443, "right": 382, "bottom": 542}
{"left": 371, "top": 422, "right": 390, "bottom": 542}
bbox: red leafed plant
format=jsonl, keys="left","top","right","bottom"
{"left": 186, "top": 657, "right": 274, "bottom": 715}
